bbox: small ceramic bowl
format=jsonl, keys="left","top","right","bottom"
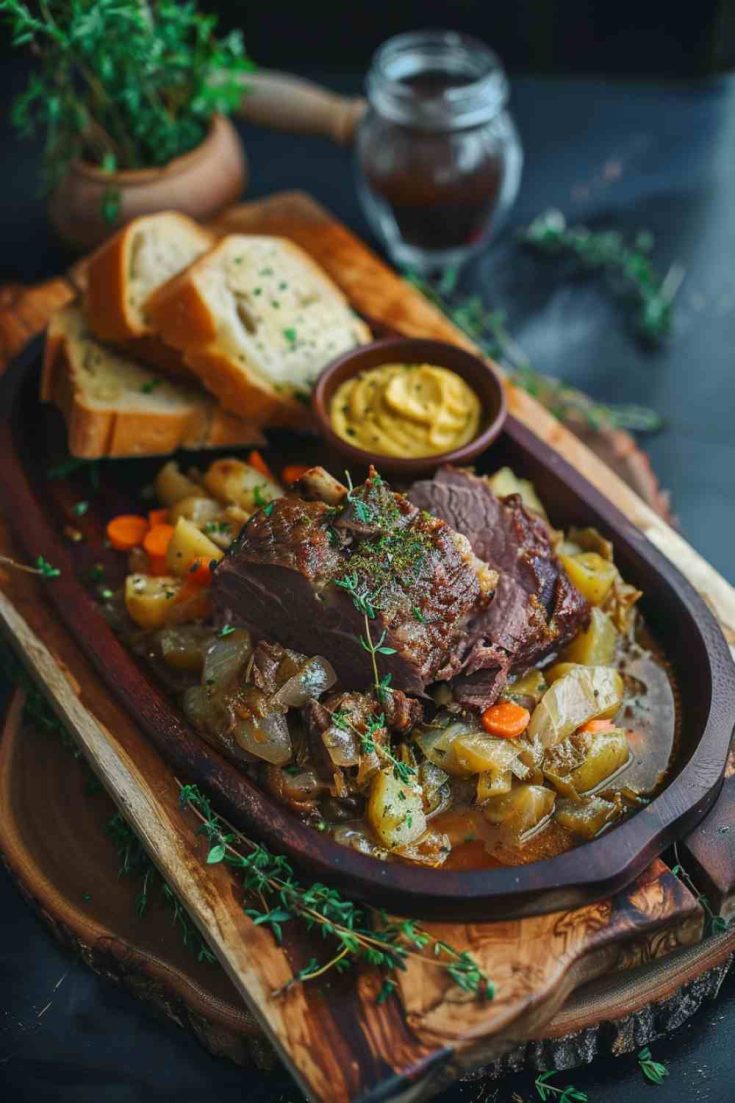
{"left": 312, "top": 336, "right": 507, "bottom": 478}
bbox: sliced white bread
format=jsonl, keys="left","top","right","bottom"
{"left": 84, "top": 211, "right": 213, "bottom": 344}
{"left": 146, "top": 234, "right": 371, "bottom": 426}
{"left": 41, "top": 304, "right": 264, "bottom": 459}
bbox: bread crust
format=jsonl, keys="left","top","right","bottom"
{"left": 147, "top": 234, "right": 369, "bottom": 428}
{"left": 85, "top": 212, "right": 213, "bottom": 343}
{"left": 41, "top": 306, "right": 264, "bottom": 459}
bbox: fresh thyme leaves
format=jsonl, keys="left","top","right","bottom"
{"left": 1, "top": 0, "right": 253, "bottom": 192}
{"left": 262, "top": 501, "right": 276, "bottom": 517}
{"left": 0, "top": 553, "right": 60, "bottom": 579}
{"left": 217, "top": 625, "right": 236, "bottom": 638}
{"left": 534, "top": 1070, "right": 588, "bottom": 1102}
{"left": 344, "top": 470, "right": 375, "bottom": 525}
{"left": 72, "top": 500, "right": 89, "bottom": 517}
{"left": 140, "top": 377, "right": 162, "bottom": 395}
{"left": 637, "top": 1046, "right": 669, "bottom": 1085}
{"left": 405, "top": 272, "right": 662, "bottom": 434}
{"left": 521, "top": 210, "right": 685, "bottom": 344}
{"left": 670, "top": 842, "right": 729, "bottom": 936}
{"left": 105, "top": 811, "right": 216, "bottom": 963}
{"left": 252, "top": 484, "right": 269, "bottom": 508}
{"left": 283, "top": 326, "right": 298, "bottom": 346}
{"left": 178, "top": 782, "right": 492, "bottom": 1000}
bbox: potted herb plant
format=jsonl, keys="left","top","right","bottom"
{"left": 0, "top": 0, "right": 253, "bottom": 250}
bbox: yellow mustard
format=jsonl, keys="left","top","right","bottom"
{"left": 330, "top": 363, "right": 481, "bottom": 458}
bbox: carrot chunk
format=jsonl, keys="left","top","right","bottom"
{"left": 143, "top": 523, "right": 175, "bottom": 559}
{"left": 187, "top": 557, "right": 214, "bottom": 586}
{"left": 247, "top": 449, "right": 277, "bottom": 482}
{"left": 148, "top": 508, "right": 169, "bottom": 528}
{"left": 577, "top": 718, "right": 616, "bottom": 735}
{"left": 106, "top": 514, "right": 149, "bottom": 552}
{"left": 281, "top": 464, "right": 311, "bottom": 485}
{"left": 481, "top": 700, "right": 531, "bottom": 739}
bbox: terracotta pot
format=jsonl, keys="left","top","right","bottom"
{"left": 48, "top": 114, "right": 247, "bottom": 252}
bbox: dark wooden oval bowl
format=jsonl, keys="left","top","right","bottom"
{"left": 1, "top": 336, "right": 734, "bottom": 921}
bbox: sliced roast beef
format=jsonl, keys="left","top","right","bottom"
{"left": 409, "top": 466, "right": 589, "bottom": 707}
{"left": 212, "top": 468, "right": 497, "bottom": 696}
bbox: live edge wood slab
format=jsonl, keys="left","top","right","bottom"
{"left": 0, "top": 191, "right": 734, "bottom": 1101}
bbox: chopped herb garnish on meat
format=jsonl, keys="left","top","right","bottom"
{"left": 412, "top": 606, "right": 426, "bottom": 623}
{"left": 262, "top": 501, "right": 276, "bottom": 517}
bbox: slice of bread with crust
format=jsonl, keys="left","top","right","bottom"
{"left": 147, "top": 234, "right": 371, "bottom": 426}
{"left": 42, "top": 304, "right": 264, "bottom": 459}
{"left": 85, "top": 211, "right": 213, "bottom": 344}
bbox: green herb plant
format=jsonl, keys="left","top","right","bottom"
{"left": 0, "top": 0, "right": 252, "bottom": 208}
{"left": 521, "top": 210, "right": 685, "bottom": 344}
{"left": 179, "top": 782, "right": 492, "bottom": 1002}
{"left": 406, "top": 271, "right": 663, "bottom": 435}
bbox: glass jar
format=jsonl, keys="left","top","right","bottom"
{"left": 356, "top": 30, "right": 523, "bottom": 273}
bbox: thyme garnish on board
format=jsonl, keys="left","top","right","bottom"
{"left": 521, "top": 210, "right": 685, "bottom": 344}
{"left": 178, "top": 782, "right": 492, "bottom": 1002}
{"left": 405, "top": 273, "right": 663, "bottom": 434}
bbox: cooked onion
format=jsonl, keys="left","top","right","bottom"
{"left": 202, "top": 630, "right": 252, "bottom": 689}
{"left": 272, "top": 656, "right": 337, "bottom": 708}
{"left": 321, "top": 722, "right": 360, "bottom": 767}
{"left": 232, "top": 710, "right": 292, "bottom": 765}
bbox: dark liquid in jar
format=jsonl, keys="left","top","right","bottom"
{"left": 364, "top": 69, "right": 504, "bottom": 251}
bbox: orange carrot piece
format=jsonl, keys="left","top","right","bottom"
{"left": 481, "top": 700, "right": 531, "bottom": 739}
{"left": 281, "top": 464, "right": 311, "bottom": 485}
{"left": 247, "top": 449, "right": 276, "bottom": 483}
{"left": 147, "top": 553, "right": 168, "bottom": 577}
{"left": 106, "top": 514, "right": 149, "bottom": 552}
{"left": 143, "top": 523, "right": 175, "bottom": 559}
{"left": 148, "top": 508, "right": 169, "bottom": 528}
{"left": 577, "top": 718, "right": 616, "bottom": 735}
{"left": 187, "top": 557, "right": 214, "bottom": 586}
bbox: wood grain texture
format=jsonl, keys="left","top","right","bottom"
{"left": 0, "top": 509, "right": 705, "bottom": 1103}
{"left": 0, "top": 191, "right": 733, "bottom": 1101}
{"left": 3, "top": 688, "right": 732, "bottom": 1082}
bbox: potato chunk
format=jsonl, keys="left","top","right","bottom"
{"left": 203, "top": 458, "right": 282, "bottom": 512}
{"left": 561, "top": 552, "right": 618, "bottom": 605}
{"left": 165, "top": 517, "right": 223, "bottom": 577}
{"left": 562, "top": 607, "right": 617, "bottom": 666}
{"left": 555, "top": 795, "right": 618, "bottom": 838}
{"left": 125, "top": 574, "right": 181, "bottom": 629}
{"left": 169, "top": 496, "right": 221, "bottom": 528}
{"left": 154, "top": 461, "right": 201, "bottom": 507}
{"left": 367, "top": 769, "right": 427, "bottom": 849}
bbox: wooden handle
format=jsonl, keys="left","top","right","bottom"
{"left": 237, "top": 70, "right": 366, "bottom": 146}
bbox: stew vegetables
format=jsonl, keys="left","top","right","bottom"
{"left": 109, "top": 455, "right": 678, "bottom": 870}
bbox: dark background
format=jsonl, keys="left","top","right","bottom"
{"left": 1, "top": 2, "right": 735, "bottom": 1102}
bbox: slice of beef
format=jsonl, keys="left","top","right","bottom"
{"left": 409, "top": 466, "right": 589, "bottom": 708}
{"left": 212, "top": 468, "right": 497, "bottom": 696}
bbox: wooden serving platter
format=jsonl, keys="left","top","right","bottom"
{"left": 0, "top": 192, "right": 734, "bottom": 1101}
{"left": 3, "top": 686, "right": 735, "bottom": 1081}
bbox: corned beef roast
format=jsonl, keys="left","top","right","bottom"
{"left": 212, "top": 464, "right": 588, "bottom": 708}
{"left": 408, "top": 466, "right": 589, "bottom": 708}
{"left": 212, "top": 467, "right": 498, "bottom": 696}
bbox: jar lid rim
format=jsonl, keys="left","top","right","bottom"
{"left": 366, "top": 30, "right": 509, "bottom": 129}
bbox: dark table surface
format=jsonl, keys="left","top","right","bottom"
{"left": 1, "top": 65, "right": 735, "bottom": 1103}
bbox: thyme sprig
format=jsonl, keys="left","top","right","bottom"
{"left": 670, "top": 842, "right": 729, "bottom": 936}
{"left": 178, "top": 782, "right": 492, "bottom": 1001}
{"left": 0, "top": 553, "right": 60, "bottom": 579}
{"left": 521, "top": 209, "right": 685, "bottom": 343}
{"left": 405, "top": 273, "right": 662, "bottom": 434}
{"left": 637, "top": 1046, "right": 669, "bottom": 1085}
{"left": 534, "top": 1070, "right": 588, "bottom": 1102}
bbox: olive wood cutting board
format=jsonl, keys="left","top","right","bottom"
{"left": 0, "top": 191, "right": 734, "bottom": 1102}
